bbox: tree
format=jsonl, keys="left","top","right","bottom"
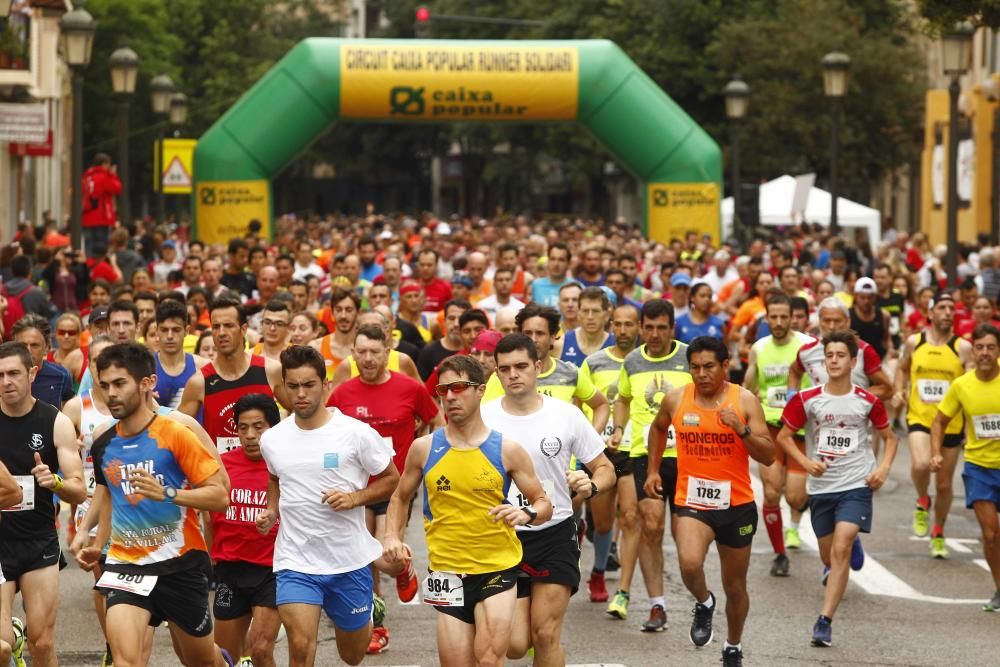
{"left": 917, "top": 0, "right": 1000, "bottom": 32}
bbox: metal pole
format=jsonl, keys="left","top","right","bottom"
{"left": 156, "top": 125, "right": 164, "bottom": 223}
{"left": 992, "top": 104, "right": 1000, "bottom": 245}
{"left": 70, "top": 68, "right": 84, "bottom": 251}
{"left": 946, "top": 76, "right": 961, "bottom": 289}
{"left": 118, "top": 96, "right": 130, "bottom": 228}
{"left": 830, "top": 97, "right": 840, "bottom": 236}
{"left": 731, "top": 120, "right": 742, "bottom": 241}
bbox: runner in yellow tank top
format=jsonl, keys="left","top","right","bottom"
{"left": 383, "top": 355, "right": 552, "bottom": 667}
{"left": 893, "top": 292, "right": 973, "bottom": 556}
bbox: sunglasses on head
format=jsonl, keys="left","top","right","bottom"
{"left": 434, "top": 381, "right": 481, "bottom": 397}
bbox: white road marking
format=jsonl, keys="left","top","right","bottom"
{"left": 750, "top": 472, "right": 986, "bottom": 605}
{"left": 912, "top": 536, "right": 991, "bottom": 572}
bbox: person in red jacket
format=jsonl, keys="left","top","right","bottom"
{"left": 81, "top": 153, "right": 121, "bottom": 259}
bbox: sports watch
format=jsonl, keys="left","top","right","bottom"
{"left": 520, "top": 505, "right": 538, "bottom": 523}
{"left": 164, "top": 486, "right": 178, "bottom": 504}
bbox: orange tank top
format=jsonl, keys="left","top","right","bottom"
{"left": 672, "top": 382, "right": 754, "bottom": 509}
{"left": 320, "top": 334, "right": 345, "bottom": 380}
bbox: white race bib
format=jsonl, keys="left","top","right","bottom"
{"left": 766, "top": 386, "right": 788, "bottom": 408}
{"left": 973, "top": 414, "right": 1000, "bottom": 440}
{"left": 916, "top": 379, "right": 949, "bottom": 404}
{"left": 685, "top": 476, "right": 731, "bottom": 510}
{"left": 84, "top": 459, "right": 96, "bottom": 497}
{"left": 422, "top": 571, "right": 464, "bottom": 606}
{"left": 97, "top": 571, "right": 158, "bottom": 596}
{"left": 216, "top": 437, "right": 241, "bottom": 453}
{"left": 1, "top": 476, "right": 34, "bottom": 512}
{"left": 817, "top": 427, "right": 860, "bottom": 458}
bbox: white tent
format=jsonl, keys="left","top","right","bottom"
{"left": 722, "top": 175, "right": 881, "bottom": 245}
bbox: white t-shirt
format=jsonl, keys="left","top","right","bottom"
{"left": 261, "top": 409, "right": 392, "bottom": 574}
{"left": 481, "top": 394, "right": 604, "bottom": 532}
{"left": 292, "top": 262, "right": 325, "bottom": 282}
{"left": 476, "top": 294, "right": 526, "bottom": 319}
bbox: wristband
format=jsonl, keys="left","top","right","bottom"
{"left": 52, "top": 474, "right": 64, "bottom": 492}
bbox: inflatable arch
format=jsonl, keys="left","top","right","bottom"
{"left": 193, "top": 39, "right": 721, "bottom": 245}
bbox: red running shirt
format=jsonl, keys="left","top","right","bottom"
{"left": 209, "top": 448, "right": 277, "bottom": 567}
{"left": 327, "top": 371, "right": 439, "bottom": 472}
{"left": 202, "top": 355, "right": 273, "bottom": 452}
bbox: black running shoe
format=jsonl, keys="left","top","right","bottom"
{"left": 722, "top": 646, "right": 743, "bottom": 666}
{"left": 690, "top": 592, "right": 715, "bottom": 647}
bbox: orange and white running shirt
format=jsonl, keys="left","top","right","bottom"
{"left": 92, "top": 416, "right": 220, "bottom": 573}
{"left": 672, "top": 382, "right": 754, "bottom": 510}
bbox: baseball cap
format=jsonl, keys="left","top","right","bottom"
{"left": 471, "top": 330, "right": 503, "bottom": 354}
{"left": 854, "top": 277, "right": 877, "bottom": 294}
{"left": 161, "top": 240, "right": 176, "bottom": 250}
{"left": 929, "top": 290, "right": 955, "bottom": 308}
{"left": 452, "top": 274, "right": 473, "bottom": 289}
{"left": 671, "top": 273, "right": 693, "bottom": 287}
{"left": 90, "top": 305, "right": 110, "bottom": 322}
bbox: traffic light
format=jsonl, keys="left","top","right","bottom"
{"left": 415, "top": 5, "right": 430, "bottom": 36}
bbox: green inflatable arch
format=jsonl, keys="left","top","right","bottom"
{"left": 193, "top": 39, "right": 721, "bottom": 245}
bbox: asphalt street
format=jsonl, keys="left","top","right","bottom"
{"left": 24, "top": 431, "right": 1000, "bottom": 666}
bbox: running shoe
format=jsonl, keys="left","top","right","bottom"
{"left": 784, "top": 526, "right": 801, "bottom": 550}
{"left": 930, "top": 536, "right": 948, "bottom": 559}
{"left": 850, "top": 536, "right": 865, "bottom": 571}
{"left": 372, "top": 593, "right": 386, "bottom": 627}
{"left": 770, "top": 553, "right": 790, "bottom": 577}
{"left": 984, "top": 590, "right": 1000, "bottom": 612}
{"left": 366, "top": 626, "right": 389, "bottom": 654}
{"left": 101, "top": 649, "right": 114, "bottom": 667}
{"left": 606, "top": 590, "right": 629, "bottom": 620}
{"left": 395, "top": 560, "right": 418, "bottom": 602}
{"left": 722, "top": 645, "right": 743, "bottom": 666}
{"left": 588, "top": 572, "right": 609, "bottom": 603}
{"left": 689, "top": 592, "right": 715, "bottom": 647}
{"left": 605, "top": 542, "right": 621, "bottom": 572}
{"left": 641, "top": 604, "right": 667, "bottom": 632}
{"left": 912, "top": 507, "right": 930, "bottom": 537}
{"left": 238, "top": 658, "right": 254, "bottom": 667}
{"left": 11, "top": 617, "right": 25, "bottom": 667}
{"left": 821, "top": 566, "right": 830, "bottom": 587}
{"left": 811, "top": 616, "right": 832, "bottom": 647}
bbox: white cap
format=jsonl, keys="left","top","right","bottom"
{"left": 714, "top": 249, "right": 731, "bottom": 262}
{"left": 436, "top": 223, "right": 452, "bottom": 236}
{"left": 854, "top": 277, "right": 877, "bottom": 294}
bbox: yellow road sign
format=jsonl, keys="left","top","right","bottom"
{"left": 160, "top": 138, "right": 197, "bottom": 194}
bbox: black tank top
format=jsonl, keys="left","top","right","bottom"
{"left": 0, "top": 400, "right": 59, "bottom": 541}
{"left": 851, "top": 307, "right": 887, "bottom": 360}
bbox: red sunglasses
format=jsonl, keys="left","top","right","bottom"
{"left": 434, "top": 381, "right": 481, "bottom": 397}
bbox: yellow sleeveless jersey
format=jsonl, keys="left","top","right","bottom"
{"left": 347, "top": 349, "right": 401, "bottom": 377}
{"left": 907, "top": 333, "right": 965, "bottom": 433}
{"left": 422, "top": 428, "right": 522, "bottom": 574}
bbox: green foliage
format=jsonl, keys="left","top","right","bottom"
{"left": 917, "top": 0, "right": 1000, "bottom": 32}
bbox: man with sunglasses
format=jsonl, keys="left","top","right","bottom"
{"left": 482, "top": 334, "right": 615, "bottom": 666}
{"left": 383, "top": 354, "right": 552, "bottom": 667}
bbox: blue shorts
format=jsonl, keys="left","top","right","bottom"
{"left": 275, "top": 567, "right": 374, "bottom": 632}
{"left": 809, "top": 487, "right": 873, "bottom": 538}
{"left": 962, "top": 462, "right": 1000, "bottom": 508}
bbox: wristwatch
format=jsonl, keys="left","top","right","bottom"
{"left": 590, "top": 482, "right": 599, "bottom": 498}
{"left": 520, "top": 505, "right": 538, "bottom": 523}
{"left": 164, "top": 486, "right": 178, "bottom": 504}
{"left": 741, "top": 424, "right": 752, "bottom": 439}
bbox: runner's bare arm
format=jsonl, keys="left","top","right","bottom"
{"left": 736, "top": 387, "right": 776, "bottom": 465}
{"left": 611, "top": 393, "right": 631, "bottom": 449}
{"left": 929, "top": 410, "right": 950, "bottom": 471}
{"left": 383, "top": 436, "right": 429, "bottom": 561}
{"left": 892, "top": 334, "right": 915, "bottom": 408}
{"left": 500, "top": 438, "right": 553, "bottom": 526}
{"left": 866, "top": 369, "right": 893, "bottom": 400}
{"left": 256, "top": 475, "right": 280, "bottom": 535}
{"left": 579, "top": 452, "right": 616, "bottom": 497}
{"left": 62, "top": 394, "right": 82, "bottom": 435}
{"left": 584, "top": 389, "right": 610, "bottom": 434}
{"left": 51, "top": 411, "right": 87, "bottom": 503}
{"left": 775, "top": 424, "right": 824, "bottom": 476}
{"left": 337, "top": 461, "right": 399, "bottom": 509}
{"left": 129, "top": 464, "right": 229, "bottom": 513}
{"left": 743, "top": 344, "right": 759, "bottom": 393}
{"left": 177, "top": 371, "right": 205, "bottom": 418}
{"left": 787, "top": 356, "right": 804, "bottom": 391}
{"left": 399, "top": 352, "right": 420, "bottom": 381}
{"left": 0, "top": 460, "right": 22, "bottom": 508}
{"left": 867, "top": 423, "right": 898, "bottom": 490}
{"left": 76, "top": 485, "right": 112, "bottom": 570}
{"left": 264, "top": 357, "right": 291, "bottom": 410}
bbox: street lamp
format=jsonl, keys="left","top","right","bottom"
{"left": 821, "top": 51, "right": 850, "bottom": 236}
{"left": 724, "top": 77, "right": 750, "bottom": 242}
{"left": 942, "top": 22, "right": 975, "bottom": 289}
{"left": 169, "top": 92, "right": 188, "bottom": 127}
{"left": 150, "top": 73, "right": 175, "bottom": 223}
{"left": 60, "top": 5, "right": 97, "bottom": 252}
{"left": 0, "top": 1, "right": 13, "bottom": 18}
{"left": 109, "top": 46, "right": 139, "bottom": 229}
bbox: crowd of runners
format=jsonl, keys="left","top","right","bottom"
{"left": 0, "top": 211, "right": 998, "bottom": 667}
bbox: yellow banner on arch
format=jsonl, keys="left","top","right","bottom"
{"left": 340, "top": 44, "right": 579, "bottom": 121}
